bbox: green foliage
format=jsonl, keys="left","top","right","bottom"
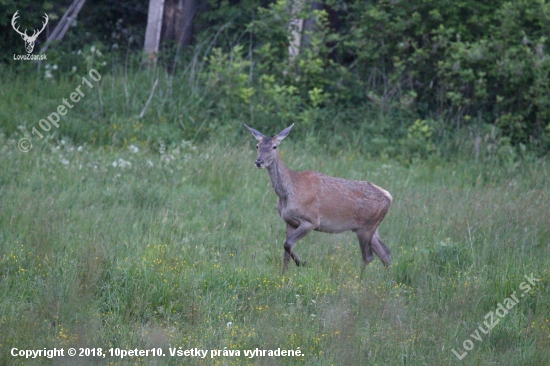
{"left": 255, "top": 73, "right": 302, "bottom": 121}
{"left": 400, "top": 119, "right": 436, "bottom": 161}
{"left": 206, "top": 45, "right": 253, "bottom": 114}
{"left": 334, "top": 0, "right": 550, "bottom": 153}
{"left": 252, "top": 1, "right": 346, "bottom": 103}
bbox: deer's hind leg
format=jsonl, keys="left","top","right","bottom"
{"left": 356, "top": 227, "right": 392, "bottom": 267}
{"left": 356, "top": 228, "right": 375, "bottom": 266}
{"left": 371, "top": 229, "right": 391, "bottom": 266}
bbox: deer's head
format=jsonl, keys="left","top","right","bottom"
{"left": 12, "top": 11, "right": 49, "bottom": 54}
{"left": 245, "top": 124, "right": 294, "bottom": 168}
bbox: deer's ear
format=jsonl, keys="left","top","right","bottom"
{"left": 244, "top": 124, "right": 264, "bottom": 141}
{"left": 275, "top": 123, "right": 294, "bottom": 143}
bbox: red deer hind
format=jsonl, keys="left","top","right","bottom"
{"left": 245, "top": 124, "right": 393, "bottom": 271}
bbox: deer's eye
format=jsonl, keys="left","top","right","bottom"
{"left": 256, "top": 145, "right": 259, "bottom": 149}
{"left": 272, "top": 145, "right": 277, "bottom": 150}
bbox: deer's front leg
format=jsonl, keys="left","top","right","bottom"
{"left": 283, "top": 224, "right": 296, "bottom": 270}
{"left": 283, "top": 221, "right": 314, "bottom": 270}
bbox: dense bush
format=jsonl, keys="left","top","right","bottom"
{"left": 335, "top": 0, "right": 550, "bottom": 153}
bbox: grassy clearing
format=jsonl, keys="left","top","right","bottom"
{"left": 0, "top": 132, "right": 548, "bottom": 365}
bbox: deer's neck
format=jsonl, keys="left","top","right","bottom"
{"left": 267, "top": 154, "right": 294, "bottom": 199}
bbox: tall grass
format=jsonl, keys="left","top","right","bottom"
{"left": 0, "top": 123, "right": 548, "bottom": 365}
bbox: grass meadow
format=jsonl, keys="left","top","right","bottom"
{"left": 1, "top": 133, "right": 549, "bottom": 366}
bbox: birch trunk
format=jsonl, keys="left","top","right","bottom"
{"left": 287, "top": 0, "right": 304, "bottom": 62}
{"left": 144, "top": 0, "right": 165, "bottom": 63}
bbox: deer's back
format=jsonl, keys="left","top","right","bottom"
{"left": 282, "top": 170, "right": 392, "bottom": 233}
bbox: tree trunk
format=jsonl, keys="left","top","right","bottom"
{"left": 163, "top": 0, "right": 197, "bottom": 48}
{"left": 144, "top": 0, "right": 165, "bottom": 63}
{"left": 301, "top": 1, "right": 324, "bottom": 50}
{"left": 287, "top": 0, "right": 305, "bottom": 62}
{"left": 40, "top": 0, "right": 87, "bottom": 53}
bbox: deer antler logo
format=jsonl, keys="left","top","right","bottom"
{"left": 11, "top": 11, "right": 49, "bottom": 54}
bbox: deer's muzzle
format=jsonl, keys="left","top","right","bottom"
{"left": 255, "top": 159, "right": 265, "bottom": 168}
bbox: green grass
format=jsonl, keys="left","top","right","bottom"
{"left": 0, "top": 131, "right": 549, "bottom": 365}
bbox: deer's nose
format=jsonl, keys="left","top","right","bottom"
{"left": 255, "top": 159, "right": 263, "bottom": 168}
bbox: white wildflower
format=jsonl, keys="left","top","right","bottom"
{"left": 113, "top": 158, "right": 132, "bottom": 169}
{"left": 129, "top": 144, "right": 139, "bottom": 153}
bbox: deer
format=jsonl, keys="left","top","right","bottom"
{"left": 245, "top": 123, "right": 393, "bottom": 271}
{"left": 11, "top": 11, "right": 49, "bottom": 54}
